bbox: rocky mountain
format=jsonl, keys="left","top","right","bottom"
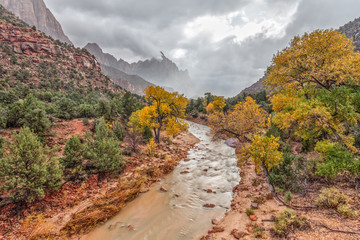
{"left": 0, "top": 0, "right": 72, "bottom": 45}
{"left": 101, "top": 64, "right": 155, "bottom": 95}
{"left": 84, "top": 43, "right": 154, "bottom": 95}
{"left": 237, "top": 75, "right": 267, "bottom": 96}
{"left": 0, "top": 5, "right": 120, "bottom": 93}
{"left": 117, "top": 51, "right": 191, "bottom": 88}
{"left": 339, "top": 17, "right": 360, "bottom": 52}
{"left": 85, "top": 43, "right": 191, "bottom": 93}
{"left": 85, "top": 43, "right": 118, "bottom": 68}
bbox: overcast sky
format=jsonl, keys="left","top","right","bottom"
{"left": 44, "top": 0, "right": 360, "bottom": 97}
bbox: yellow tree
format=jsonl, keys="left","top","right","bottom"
{"left": 209, "top": 96, "right": 268, "bottom": 141}
{"left": 206, "top": 102, "right": 215, "bottom": 114}
{"left": 241, "top": 135, "right": 283, "bottom": 173}
{"left": 212, "top": 96, "right": 226, "bottom": 112}
{"left": 130, "top": 86, "right": 188, "bottom": 143}
{"left": 206, "top": 96, "right": 226, "bottom": 114}
{"left": 265, "top": 30, "right": 360, "bottom": 150}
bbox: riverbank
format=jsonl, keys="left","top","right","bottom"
{"left": 205, "top": 152, "right": 360, "bottom": 240}
{"left": 0, "top": 120, "right": 199, "bottom": 240}
{"left": 82, "top": 121, "right": 240, "bottom": 240}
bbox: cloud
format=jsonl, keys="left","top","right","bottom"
{"left": 44, "top": 0, "right": 360, "bottom": 97}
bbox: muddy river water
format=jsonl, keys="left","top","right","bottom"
{"left": 83, "top": 122, "right": 240, "bottom": 240}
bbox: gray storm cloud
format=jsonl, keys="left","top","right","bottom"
{"left": 44, "top": 0, "right": 360, "bottom": 97}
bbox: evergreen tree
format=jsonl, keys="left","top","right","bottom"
{"left": 121, "top": 91, "right": 140, "bottom": 121}
{"left": 113, "top": 121, "right": 124, "bottom": 141}
{"left": 86, "top": 120, "right": 124, "bottom": 178}
{"left": 61, "top": 135, "right": 84, "bottom": 169}
{"left": 6, "top": 94, "right": 50, "bottom": 135}
{"left": 0, "top": 128, "right": 63, "bottom": 203}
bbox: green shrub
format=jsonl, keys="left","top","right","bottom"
{"left": 143, "top": 126, "right": 153, "bottom": 143}
{"left": 61, "top": 135, "right": 84, "bottom": 169}
{"left": 272, "top": 209, "right": 307, "bottom": 237}
{"left": 315, "top": 140, "right": 360, "bottom": 179}
{"left": 246, "top": 208, "right": 254, "bottom": 216}
{"left": 269, "top": 152, "right": 306, "bottom": 192}
{"left": 266, "top": 122, "right": 283, "bottom": 139}
{"left": 79, "top": 104, "right": 96, "bottom": 118}
{"left": 86, "top": 120, "right": 125, "bottom": 179}
{"left": 284, "top": 191, "right": 292, "bottom": 204}
{"left": 315, "top": 187, "right": 350, "bottom": 209}
{"left": 82, "top": 118, "right": 90, "bottom": 126}
{"left": 6, "top": 94, "right": 51, "bottom": 135}
{"left": 337, "top": 203, "right": 358, "bottom": 218}
{"left": 121, "top": 92, "right": 141, "bottom": 120}
{"left": 0, "top": 137, "right": 4, "bottom": 158}
{"left": 315, "top": 187, "right": 357, "bottom": 218}
{"left": 301, "top": 138, "right": 315, "bottom": 152}
{"left": 55, "top": 97, "right": 77, "bottom": 120}
{"left": 113, "top": 121, "right": 124, "bottom": 141}
{"left": 0, "top": 128, "right": 63, "bottom": 203}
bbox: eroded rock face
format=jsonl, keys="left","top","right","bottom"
{"left": 0, "top": 22, "right": 99, "bottom": 70}
{"left": 339, "top": 17, "right": 360, "bottom": 52}
{"left": 0, "top": 0, "right": 72, "bottom": 45}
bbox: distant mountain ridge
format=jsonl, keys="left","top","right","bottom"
{"left": 116, "top": 51, "right": 191, "bottom": 88}
{"left": 0, "top": 0, "right": 72, "bottom": 45}
{"left": 84, "top": 43, "right": 191, "bottom": 94}
{"left": 101, "top": 64, "right": 155, "bottom": 95}
{"left": 236, "top": 17, "right": 360, "bottom": 97}
{"left": 84, "top": 43, "right": 154, "bottom": 95}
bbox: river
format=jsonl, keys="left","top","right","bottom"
{"left": 83, "top": 121, "right": 240, "bottom": 240}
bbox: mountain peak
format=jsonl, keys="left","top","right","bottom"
{"left": 0, "top": 0, "right": 72, "bottom": 45}
{"left": 85, "top": 43, "right": 191, "bottom": 91}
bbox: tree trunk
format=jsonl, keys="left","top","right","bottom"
{"left": 155, "top": 127, "right": 161, "bottom": 143}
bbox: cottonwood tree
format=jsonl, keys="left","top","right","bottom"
{"left": 241, "top": 135, "right": 283, "bottom": 173}
{"left": 265, "top": 30, "right": 360, "bottom": 151}
{"left": 131, "top": 86, "right": 188, "bottom": 143}
{"left": 206, "top": 96, "right": 226, "bottom": 114}
{"left": 209, "top": 96, "right": 268, "bottom": 141}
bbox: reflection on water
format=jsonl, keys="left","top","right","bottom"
{"left": 83, "top": 122, "right": 240, "bottom": 240}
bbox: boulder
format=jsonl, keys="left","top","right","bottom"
{"left": 225, "top": 138, "right": 239, "bottom": 148}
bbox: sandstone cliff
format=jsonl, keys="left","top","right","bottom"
{"left": 0, "top": 5, "right": 120, "bottom": 93}
{"left": 0, "top": 0, "right": 72, "bottom": 45}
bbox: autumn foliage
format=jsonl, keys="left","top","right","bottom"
{"left": 265, "top": 30, "right": 360, "bottom": 151}
{"left": 130, "top": 86, "right": 188, "bottom": 143}
{"left": 265, "top": 29, "right": 360, "bottom": 179}
{"left": 241, "top": 135, "right": 283, "bottom": 173}
{"left": 206, "top": 96, "right": 226, "bottom": 113}
{"left": 209, "top": 96, "right": 268, "bottom": 141}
